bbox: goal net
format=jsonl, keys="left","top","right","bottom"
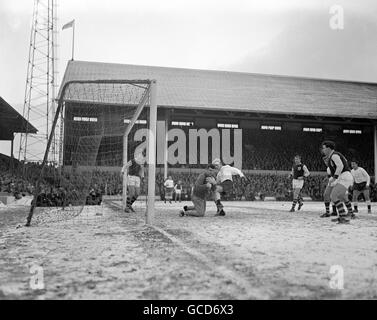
{"left": 26, "top": 79, "right": 157, "bottom": 226}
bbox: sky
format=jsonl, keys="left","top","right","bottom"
{"left": 0, "top": 0, "right": 376, "bottom": 156}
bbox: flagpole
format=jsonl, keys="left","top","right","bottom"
{"left": 71, "top": 21, "right": 75, "bottom": 60}
{"left": 62, "top": 20, "right": 75, "bottom": 60}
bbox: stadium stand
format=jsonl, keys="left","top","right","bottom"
{"left": 1, "top": 63, "right": 377, "bottom": 207}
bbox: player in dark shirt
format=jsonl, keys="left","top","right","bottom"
{"left": 174, "top": 180, "right": 183, "bottom": 203}
{"left": 121, "top": 154, "right": 144, "bottom": 213}
{"left": 321, "top": 141, "right": 354, "bottom": 224}
{"left": 320, "top": 155, "right": 338, "bottom": 218}
{"left": 288, "top": 155, "right": 310, "bottom": 212}
{"left": 179, "top": 165, "right": 217, "bottom": 217}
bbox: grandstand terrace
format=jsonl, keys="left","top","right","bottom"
{"left": 58, "top": 60, "right": 377, "bottom": 178}
{"left": 0, "top": 97, "right": 38, "bottom": 205}
{"left": 0, "top": 96, "right": 37, "bottom": 154}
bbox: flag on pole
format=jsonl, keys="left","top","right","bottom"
{"left": 62, "top": 19, "right": 76, "bottom": 60}
{"left": 62, "top": 19, "right": 75, "bottom": 30}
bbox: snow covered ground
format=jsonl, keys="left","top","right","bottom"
{"left": 0, "top": 200, "right": 376, "bottom": 299}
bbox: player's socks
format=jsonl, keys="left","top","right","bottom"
{"left": 353, "top": 205, "right": 358, "bottom": 213}
{"left": 345, "top": 201, "right": 356, "bottom": 219}
{"left": 214, "top": 207, "right": 226, "bottom": 216}
{"left": 290, "top": 198, "right": 298, "bottom": 211}
{"left": 332, "top": 205, "right": 337, "bottom": 215}
{"left": 335, "top": 201, "right": 345, "bottom": 215}
{"left": 325, "top": 202, "right": 330, "bottom": 214}
{"left": 129, "top": 196, "right": 137, "bottom": 212}
{"left": 215, "top": 200, "right": 223, "bottom": 211}
{"left": 367, "top": 203, "right": 371, "bottom": 213}
{"left": 333, "top": 201, "right": 349, "bottom": 223}
{"left": 345, "top": 201, "right": 353, "bottom": 214}
{"left": 126, "top": 197, "right": 132, "bottom": 208}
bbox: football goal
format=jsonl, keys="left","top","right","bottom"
{"left": 26, "top": 79, "right": 157, "bottom": 226}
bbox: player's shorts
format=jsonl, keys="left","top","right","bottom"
{"left": 175, "top": 189, "right": 182, "bottom": 195}
{"left": 292, "top": 179, "right": 304, "bottom": 190}
{"left": 353, "top": 182, "right": 367, "bottom": 191}
{"left": 337, "top": 171, "right": 354, "bottom": 189}
{"left": 127, "top": 175, "right": 141, "bottom": 188}
{"left": 220, "top": 180, "right": 233, "bottom": 195}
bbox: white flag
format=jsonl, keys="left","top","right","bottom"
{"left": 62, "top": 19, "right": 75, "bottom": 30}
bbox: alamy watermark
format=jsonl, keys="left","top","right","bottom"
{"left": 329, "top": 4, "right": 344, "bottom": 30}
{"left": 131, "top": 121, "right": 243, "bottom": 168}
{"left": 29, "top": 264, "right": 45, "bottom": 290}
{"left": 329, "top": 265, "right": 344, "bottom": 290}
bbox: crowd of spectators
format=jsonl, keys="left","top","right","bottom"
{"left": 64, "top": 128, "right": 374, "bottom": 174}
{"left": 1, "top": 134, "right": 376, "bottom": 208}
{"left": 0, "top": 155, "right": 104, "bottom": 207}
{"left": 0, "top": 155, "right": 35, "bottom": 199}
{"left": 242, "top": 130, "right": 374, "bottom": 172}
{"left": 155, "top": 172, "right": 328, "bottom": 201}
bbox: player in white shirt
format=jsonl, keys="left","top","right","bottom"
{"left": 210, "top": 158, "right": 247, "bottom": 216}
{"left": 164, "top": 176, "right": 174, "bottom": 204}
{"left": 350, "top": 160, "right": 372, "bottom": 214}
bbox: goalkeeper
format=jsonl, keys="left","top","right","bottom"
{"left": 179, "top": 164, "right": 217, "bottom": 217}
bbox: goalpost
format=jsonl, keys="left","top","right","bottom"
{"left": 26, "top": 79, "right": 157, "bottom": 226}
{"left": 122, "top": 80, "right": 157, "bottom": 224}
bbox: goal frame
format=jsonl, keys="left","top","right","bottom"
{"left": 26, "top": 79, "right": 157, "bottom": 226}
{"left": 122, "top": 80, "right": 157, "bottom": 224}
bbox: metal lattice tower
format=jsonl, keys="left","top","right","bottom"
{"left": 19, "top": 0, "right": 59, "bottom": 165}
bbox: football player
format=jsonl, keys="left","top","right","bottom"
{"left": 288, "top": 155, "right": 310, "bottom": 212}
{"left": 321, "top": 141, "right": 354, "bottom": 224}
{"left": 351, "top": 160, "right": 372, "bottom": 214}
